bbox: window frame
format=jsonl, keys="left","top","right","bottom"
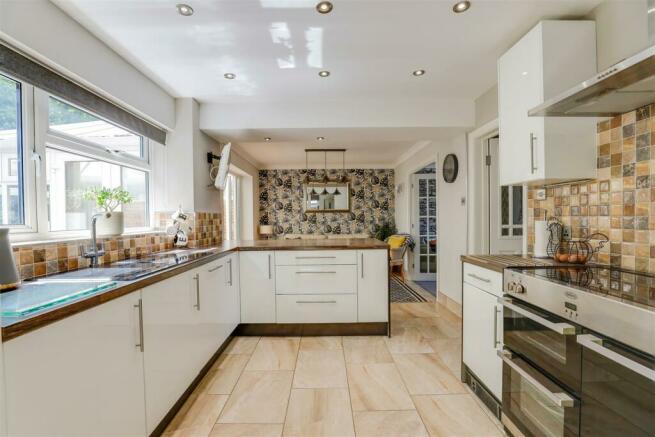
{"left": 499, "top": 184, "right": 523, "bottom": 240}
{"left": 9, "top": 87, "right": 154, "bottom": 242}
{"left": 223, "top": 172, "right": 241, "bottom": 241}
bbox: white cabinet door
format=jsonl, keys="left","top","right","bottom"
{"left": 220, "top": 254, "right": 240, "bottom": 337}
{"left": 4, "top": 292, "right": 147, "bottom": 437}
{"left": 463, "top": 283, "right": 502, "bottom": 399}
{"left": 357, "top": 250, "right": 389, "bottom": 322}
{"left": 197, "top": 260, "right": 228, "bottom": 359}
{"left": 142, "top": 272, "right": 202, "bottom": 435}
{"left": 240, "top": 251, "right": 276, "bottom": 323}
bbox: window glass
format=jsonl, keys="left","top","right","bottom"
{"left": 512, "top": 185, "right": 523, "bottom": 225}
{"left": 46, "top": 147, "right": 148, "bottom": 231}
{"left": 223, "top": 173, "right": 239, "bottom": 241}
{"left": 48, "top": 97, "right": 143, "bottom": 159}
{"left": 0, "top": 74, "right": 24, "bottom": 225}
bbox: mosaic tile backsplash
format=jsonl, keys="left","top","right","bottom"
{"left": 11, "top": 211, "right": 222, "bottom": 281}
{"left": 528, "top": 103, "right": 655, "bottom": 272}
{"left": 259, "top": 169, "right": 395, "bottom": 235}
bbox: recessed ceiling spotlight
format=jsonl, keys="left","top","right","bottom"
{"left": 224, "top": 73, "right": 236, "bottom": 80}
{"left": 316, "top": 1, "right": 333, "bottom": 14}
{"left": 318, "top": 70, "right": 330, "bottom": 77}
{"left": 412, "top": 69, "right": 426, "bottom": 77}
{"left": 176, "top": 3, "right": 194, "bottom": 16}
{"left": 317, "top": 136, "right": 325, "bottom": 141}
{"left": 452, "top": 1, "right": 471, "bottom": 13}
{"left": 264, "top": 137, "right": 272, "bottom": 142}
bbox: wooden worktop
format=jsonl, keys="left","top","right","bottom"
{"left": 460, "top": 254, "right": 560, "bottom": 273}
{"left": 2, "top": 239, "right": 388, "bottom": 342}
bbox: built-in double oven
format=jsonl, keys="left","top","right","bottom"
{"left": 500, "top": 294, "right": 655, "bottom": 437}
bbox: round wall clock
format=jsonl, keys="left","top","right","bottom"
{"left": 442, "top": 154, "right": 458, "bottom": 183}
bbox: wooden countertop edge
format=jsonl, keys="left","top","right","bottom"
{"left": 460, "top": 255, "right": 506, "bottom": 273}
{"left": 2, "top": 242, "right": 389, "bottom": 342}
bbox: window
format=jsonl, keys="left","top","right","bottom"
{"left": 0, "top": 74, "right": 24, "bottom": 226}
{"left": 500, "top": 185, "right": 523, "bottom": 237}
{"left": 223, "top": 173, "right": 240, "bottom": 241}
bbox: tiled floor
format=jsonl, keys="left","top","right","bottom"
{"left": 164, "top": 302, "right": 505, "bottom": 437}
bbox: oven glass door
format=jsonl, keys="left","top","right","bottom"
{"left": 503, "top": 298, "right": 582, "bottom": 394}
{"left": 501, "top": 350, "right": 580, "bottom": 437}
{"left": 578, "top": 334, "right": 655, "bottom": 437}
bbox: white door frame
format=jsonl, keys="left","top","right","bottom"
{"left": 410, "top": 173, "right": 438, "bottom": 281}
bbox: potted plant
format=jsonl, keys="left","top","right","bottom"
{"left": 82, "top": 186, "right": 134, "bottom": 236}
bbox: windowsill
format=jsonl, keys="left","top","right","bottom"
{"left": 10, "top": 228, "right": 165, "bottom": 247}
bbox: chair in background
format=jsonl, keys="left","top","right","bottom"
{"left": 386, "top": 234, "right": 410, "bottom": 283}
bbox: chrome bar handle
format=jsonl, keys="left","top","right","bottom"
{"left": 530, "top": 133, "right": 537, "bottom": 173}
{"left": 134, "top": 298, "right": 144, "bottom": 352}
{"left": 268, "top": 254, "right": 272, "bottom": 279}
{"left": 502, "top": 298, "right": 578, "bottom": 335}
{"left": 467, "top": 273, "right": 491, "bottom": 283}
{"left": 193, "top": 273, "right": 200, "bottom": 310}
{"left": 577, "top": 334, "right": 655, "bottom": 382}
{"left": 295, "top": 271, "right": 337, "bottom": 274}
{"left": 228, "top": 259, "right": 233, "bottom": 286}
{"left": 208, "top": 264, "right": 223, "bottom": 273}
{"left": 493, "top": 305, "right": 501, "bottom": 349}
{"left": 296, "top": 300, "right": 337, "bottom": 304}
{"left": 498, "top": 349, "right": 576, "bottom": 408}
{"left": 361, "top": 253, "right": 364, "bottom": 278}
{"left": 295, "top": 256, "right": 336, "bottom": 259}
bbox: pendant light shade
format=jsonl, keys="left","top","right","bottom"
{"left": 321, "top": 187, "right": 330, "bottom": 195}
{"left": 333, "top": 187, "right": 341, "bottom": 195}
{"left": 310, "top": 187, "right": 318, "bottom": 196}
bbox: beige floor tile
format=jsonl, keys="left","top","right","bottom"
{"left": 413, "top": 394, "right": 502, "bottom": 437}
{"left": 394, "top": 303, "right": 439, "bottom": 318}
{"left": 393, "top": 353, "right": 467, "bottom": 395}
{"left": 343, "top": 336, "right": 394, "bottom": 364}
{"left": 429, "top": 338, "right": 462, "bottom": 377}
{"left": 293, "top": 350, "right": 348, "bottom": 388}
{"left": 384, "top": 327, "right": 435, "bottom": 354}
{"left": 245, "top": 337, "right": 300, "bottom": 371}
{"left": 346, "top": 363, "right": 414, "bottom": 411}
{"left": 209, "top": 423, "right": 283, "bottom": 437}
{"left": 225, "top": 336, "right": 260, "bottom": 355}
{"left": 218, "top": 371, "right": 293, "bottom": 424}
{"left": 207, "top": 354, "right": 250, "bottom": 395}
{"left": 353, "top": 410, "right": 429, "bottom": 437}
{"left": 413, "top": 318, "right": 461, "bottom": 340}
{"left": 164, "top": 394, "right": 229, "bottom": 437}
{"left": 299, "top": 336, "right": 342, "bottom": 351}
{"left": 283, "top": 388, "right": 355, "bottom": 437}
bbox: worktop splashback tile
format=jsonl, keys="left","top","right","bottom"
{"left": 528, "top": 103, "right": 655, "bottom": 272}
{"left": 11, "top": 211, "right": 221, "bottom": 281}
{"left": 259, "top": 169, "right": 395, "bottom": 236}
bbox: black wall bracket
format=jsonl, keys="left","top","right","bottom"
{"left": 207, "top": 152, "right": 221, "bottom": 164}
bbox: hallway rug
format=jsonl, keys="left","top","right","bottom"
{"left": 390, "top": 276, "right": 429, "bottom": 303}
{"left": 415, "top": 280, "right": 437, "bottom": 296}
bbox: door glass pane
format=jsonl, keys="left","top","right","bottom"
{"left": 418, "top": 179, "right": 427, "bottom": 197}
{"left": 48, "top": 97, "right": 144, "bottom": 159}
{"left": 512, "top": 185, "right": 523, "bottom": 225}
{"left": 513, "top": 227, "right": 523, "bottom": 236}
{"left": 420, "top": 237, "right": 427, "bottom": 254}
{"left": 429, "top": 239, "right": 436, "bottom": 254}
{"left": 429, "top": 217, "right": 436, "bottom": 234}
{"left": 429, "top": 197, "right": 436, "bottom": 216}
{"left": 420, "top": 256, "right": 428, "bottom": 273}
{"left": 419, "top": 198, "right": 427, "bottom": 216}
{"left": 419, "top": 218, "right": 427, "bottom": 234}
{"left": 501, "top": 186, "right": 510, "bottom": 225}
{"left": 429, "top": 255, "right": 436, "bottom": 273}
{"left": 0, "top": 74, "right": 24, "bottom": 225}
{"left": 428, "top": 179, "right": 436, "bottom": 196}
{"left": 501, "top": 227, "right": 509, "bottom": 236}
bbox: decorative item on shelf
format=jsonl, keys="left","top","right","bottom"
{"left": 546, "top": 217, "right": 563, "bottom": 258}
{"left": 553, "top": 232, "right": 609, "bottom": 264}
{"left": 82, "top": 186, "right": 134, "bottom": 236}
{"left": 0, "top": 228, "right": 20, "bottom": 292}
{"left": 168, "top": 206, "right": 192, "bottom": 247}
{"left": 259, "top": 225, "right": 274, "bottom": 240}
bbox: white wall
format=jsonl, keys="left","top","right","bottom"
{"left": 395, "top": 135, "right": 468, "bottom": 304}
{"left": 0, "top": 0, "right": 174, "bottom": 130}
{"left": 474, "top": 85, "right": 498, "bottom": 130}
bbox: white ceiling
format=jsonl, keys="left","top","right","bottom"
{"left": 52, "top": 0, "right": 602, "bottom": 167}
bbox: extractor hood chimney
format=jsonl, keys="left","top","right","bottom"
{"left": 529, "top": 44, "right": 655, "bottom": 117}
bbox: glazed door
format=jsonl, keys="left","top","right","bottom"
{"left": 410, "top": 173, "right": 437, "bottom": 281}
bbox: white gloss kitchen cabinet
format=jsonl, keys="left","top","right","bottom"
{"left": 358, "top": 249, "right": 389, "bottom": 322}
{"left": 240, "top": 251, "right": 276, "bottom": 323}
{"left": 3, "top": 292, "right": 147, "bottom": 437}
{"left": 498, "top": 20, "right": 597, "bottom": 185}
{"left": 462, "top": 263, "right": 503, "bottom": 400}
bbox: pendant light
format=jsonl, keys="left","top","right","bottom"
{"left": 321, "top": 151, "right": 329, "bottom": 195}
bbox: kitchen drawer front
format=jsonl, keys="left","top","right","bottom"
{"left": 276, "top": 265, "right": 357, "bottom": 294}
{"left": 275, "top": 250, "right": 357, "bottom": 266}
{"left": 276, "top": 294, "right": 357, "bottom": 323}
{"left": 463, "top": 263, "right": 503, "bottom": 297}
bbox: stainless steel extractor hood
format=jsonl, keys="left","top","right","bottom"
{"left": 529, "top": 44, "right": 655, "bottom": 117}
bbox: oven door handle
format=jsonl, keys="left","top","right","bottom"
{"left": 576, "top": 334, "right": 655, "bottom": 382}
{"left": 501, "top": 298, "right": 578, "bottom": 335}
{"left": 498, "top": 349, "right": 577, "bottom": 408}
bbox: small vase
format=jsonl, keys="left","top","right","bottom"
{"left": 96, "top": 212, "right": 124, "bottom": 237}
{"left": 0, "top": 228, "right": 20, "bottom": 292}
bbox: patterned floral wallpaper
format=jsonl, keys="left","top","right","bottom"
{"left": 259, "top": 169, "right": 395, "bottom": 235}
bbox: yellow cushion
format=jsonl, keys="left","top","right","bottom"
{"left": 387, "top": 235, "right": 406, "bottom": 249}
